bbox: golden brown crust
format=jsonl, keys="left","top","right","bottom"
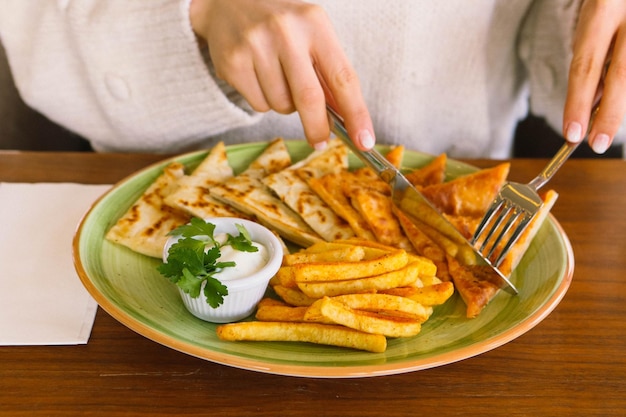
{"left": 420, "top": 163, "right": 510, "bottom": 216}
{"left": 404, "top": 153, "right": 447, "bottom": 187}
{"left": 446, "top": 255, "right": 500, "bottom": 318}
{"left": 105, "top": 162, "right": 191, "bottom": 258}
{"left": 263, "top": 141, "right": 355, "bottom": 241}
{"left": 348, "top": 188, "right": 414, "bottom": 252}
{"left": 105, "top": 138, "right": 555, "bottom": 320}
{"left": 210, "top": 138, "right": 323, "bottom": 247}
{"left": 163, "top": 142, "right": 248, "bottom": 219}
{"left": 497, "top": 189, "right": 559, "bottom": 276}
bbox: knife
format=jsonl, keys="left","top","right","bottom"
{"left": 326, "top": 105, "right": 518, "bottom": 295}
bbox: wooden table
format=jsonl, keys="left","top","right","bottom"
{"left": 0, "top": 151, "right": 624, "bottom": 416}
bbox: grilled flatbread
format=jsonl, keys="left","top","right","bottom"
{"left": 497, "top": 189, "right": 558, "bottom": 276}
{"left": 263, "top": 141, "right": 355, "bottom": 241}
{"left": 447, "top": 255, "right": 501, "bottom": 318}
{"left": 394, "top": 206, "right": 451, "bottom": 282}
{"left": 420, "top": 163, "right": 510, "bottom": 217}
{"left": 446, "top": 190, "right": 557, "bottom": 317}
{"left": 384, "top": 145, "right": 405, "bottom": 169}
{"left": 443, "top": 214, "right": 482, "bottom": 240}
{"left": 105, "top": 162, "right": 191, "bottom": 258}
{"left": 210, "top": 138, "right": 323, "bottom": 247}
{"left": 243, "top": 137, "right": 293, "bottom": 177}
{"left": 347, "top": 168, "right": 392, "bottom": 195}
{"left": 164, "top": 142, "right": 248, "bottom": 219}
{"left": 308, "top": 171, "right": 376, "bottom": 240}
{"left": 348, "top": 187, "right": 414, "bottom": 252}
{"left": 405, "top": 153, "right": 447, "bottom": 187}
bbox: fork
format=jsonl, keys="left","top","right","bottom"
{"left": 471, "top": 105, "right": 600, "bottom": 267}
{"left": 326, "top": 104, "right": 519, "bottom": 294}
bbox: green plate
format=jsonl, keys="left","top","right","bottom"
{"left": 73, "top": 141, "right": 573, "bottom": 378}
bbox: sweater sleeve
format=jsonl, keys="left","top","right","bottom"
{"left": 519, "top": 0, "right": 624, "bottom": 150}
{"left": 0, "top": 0, "right": 261, "bottom": 153}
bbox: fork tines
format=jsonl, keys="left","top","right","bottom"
{"left": 472, "top": 190, "right": 540, "bottom": 267}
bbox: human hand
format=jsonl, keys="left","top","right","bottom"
{"left": 189, "top": 0, "right": 375, "bottom": 150}
{"left": 563, "top": 0, "right": 626, "bottom": 154}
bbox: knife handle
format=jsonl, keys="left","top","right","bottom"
{"left": 326, "top": 105, "right": 399, "bottom": 183}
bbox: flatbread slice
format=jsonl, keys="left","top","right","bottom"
{"left": 163, "top": 142, "right": 248, "bottom": 219}
{"left": 447, "top": 255, "right": 501, "bottom": 318}
{"left": 308, "top": 171, "right": 376, "bottom": 240}
{"left": 262, "top": 141, "right": 355, "bottom": 241}
{"left": 210, "top": 138, "right": 323, "bottom": 247}
{"left": 443, "top": 214, "right": 482, "bottom": 240}
{"left": 420, "top": 163, "right": 510, "bottom": 217}
{"left": 384, "top": 145, "right": 405, "bottom": 168}
{"left": 497, "top": 189, "right": 558, "bottom": 276}
{"left": 348, "top": 187, "right": 414, "bottom": 252}
{"left": 105, "top": 162, "right": 191, "bottom": 258}
{"left": 393, "top": 206, "right": 451, "bottom": 281}
{"left": 447, "top": 190, "right": 558, "bottom": 317}
{"left": 404, "top": 153, "right": 447, "bottom": 187}
{"left": 243, "top": 137, "right": 293, "bottom": 177}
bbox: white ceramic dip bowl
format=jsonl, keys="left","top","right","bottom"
{"left": 162, "top": 217, "right": 284, "bottom": 323}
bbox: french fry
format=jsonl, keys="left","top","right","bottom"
{"left": 268, "top": 274, "right": 281, "bottom": 287}
{"left": 330, "top": 293, "right": 433, "bottom": 323}
{"left": 273, "top": 285, "right": 318, "bottom": 307}
{"left": 333, "top": 239, "right": 399, "bottom": 252}
{"left": 405, "top": 254, "right": 438, "bottom": 277}
{"left": 420, "top": 275, "right": 443, "bottom": 286}
{"left": 293, "top": 249, "right": 409, "bottom": 283}
{"left": 299, "top": 240, "right": 392, "bottom": 260}
{"left": 297, "top": 261, "right": 423, "bottom": 298}
{"left": 283, "top": 245, "right": 365, "bottom": 265}
{"left": 319, "top": 297, "right": 422, "bottom": 338}
{"left": 302, "top": 301, "right": 336, "bottom": 324}
{"left": 256, "top": 297, "right": 333, "bottom": 324}
{"left": 332, "top": 239, "right": 402, "bottom": 260}
{"left": 302, "top": 300, "right": 326, "bottom": 323}
{"left": 273, "top": 265, "right": 297, "bottom": 288}
{"left": 216, "top": 322, "right": 387, "bottom": 353}
{"left": 257, "top": 298, "right": 285, "bottom": 308}
{"left": 298, "top": 240, "right": 359, "bottom": 253}
{"left": 380, "top": 282, "right": 454, "bottom": 306}
{"left": 255, "top": 299, "right": 308, "bottom": 322}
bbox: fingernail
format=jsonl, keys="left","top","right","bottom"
{"left": 313, "top": 140, "right": 328, "bottom": 151}
{"left": 565, "top": 122, "right": 583, "bottom": 143}
{"left": 357, "top": 129, "right": 375, "bottom": 150}
{"left": 591, "top": 133, "right": 610, "bottom": 154}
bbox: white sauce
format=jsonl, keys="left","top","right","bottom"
{"left": 209, "top": 233, "right": 268, "bottom": 281}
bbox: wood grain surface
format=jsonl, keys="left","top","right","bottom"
{"left": 0, "top": 151, "right": 624, "bottom": 417}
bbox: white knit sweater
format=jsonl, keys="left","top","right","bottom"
{"left": 1, "top": 0, "right": 609, "bottom": 158}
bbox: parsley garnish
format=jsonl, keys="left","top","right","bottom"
{"left": 157, "top": 218, "right": 259, "bottom": 308}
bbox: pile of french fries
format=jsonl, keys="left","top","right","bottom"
{"left": 216, "top": 239, "right": 454, "bottom": 352}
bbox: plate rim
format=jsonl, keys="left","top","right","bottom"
{"left": 73, "top": 142, "right": 574, "bottom": 378}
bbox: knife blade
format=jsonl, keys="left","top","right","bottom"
{"left": 326, "top": 105, "right": 518, "bottom": 295}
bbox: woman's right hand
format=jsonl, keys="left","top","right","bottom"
{"left": 189, "top": 0, "right": 375, "bottom": 150}
{"left": 563, "top": 0, "right": 626, "bottom": 154}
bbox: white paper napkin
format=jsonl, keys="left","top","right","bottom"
{"left": 0, "top": 182, "right": 110, "bottom": 345}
